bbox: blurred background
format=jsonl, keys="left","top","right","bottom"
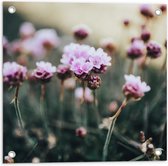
{"left": 3, "top": 2, "right": 167, "bottom": 163}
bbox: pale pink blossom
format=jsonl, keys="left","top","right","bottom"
{"left": 3, "top": 62, "right": 27, "bottom": 86}
{"left": 34, "top": 29, "right": 59, "bottom": 49}
{"left": 123, "top": 74, "right": 151, "bottom": 100}
{"left": 32, "top": 61, "right": 56, "bottom": 82}
{"left": 75, "top": 87, "right": 94, "bottom": 103}
{"left": 19, "top": 22, "right": 35, "bottom": 39}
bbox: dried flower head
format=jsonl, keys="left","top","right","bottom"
{"left": 32, "top": 61, "right": 56, "bottom": 82}
{"left": 3, "top": 62, "right": 27, "bottom": 86}
{"left": 123, "top": 74, "right": 151, "bottom": 100}
{"left": 87, "top": 75, "right": 101, "bottom": 90}
{"left": 146, "top": 41, "right": 162, "bottom": 58}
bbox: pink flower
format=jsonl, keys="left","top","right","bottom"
{"left": 32, "top": 61, "right": 56, "bottom": 82}
{"left": 57, "top": 64, "right": 72, "bottom": 80}
{"left": 75, "top": 87, "right": 94, "bottom": 103}
{"left": 127, "top": 40, "right": 145, "bottom": 59}
{"left": 123, "top": 74, "right": 151, "bottom": 100}
{"left": 10, "top": 40, "right": 22, "bottom": 55}
{"left": 3, "top": 36, "right": 9, "bottom": 54}
{"left": 76, "top": 127, "right": 87, "bottom": 137}
{"left": 19, "top": 22, "right": 35, "bottom": 39}
{"left": 72, "top": 24, "right": 91, "bottom": 40}
{"left": 34, "top": 29, "right": 59, "bottom": 49}
{"left": 3, "top": 62, "right": 27, "bottom": 86}
{"left": 140, "top": 4, "right": 154, "bottom": 18}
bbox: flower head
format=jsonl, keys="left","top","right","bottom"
{"left": 123, "top": 74, "right": 151, "bottom": 100}
{"left": 100, "top": 38, "right": 116, "bottom": 54}
{"left": 3, "top": 62, "right": 27, "bottom": 86}
{"left": 127, "top": 40, "right": 145, "bottom": 59}
{"left": 57, "top": 64, "right": 72, "bottom": 80}
{"left": 76, "top": 127, "right": 87, "bottom": 137}
{"left": 19, "top": 22, "right": 35, "bottom": 39}
{"left": 72, "top": 24, "right": 91, "bottom": 40}
{"left": 146, "top": 41, "right": 162, "bottom": 58}
{"left": 87, "top": 75, "right": 101, "bottom": 90}
{"left": 32, "top": 61, "right": 56, "bottom": 82}
{"left": 140, "top": 28, "right": 151, "bottom": 42}
{"left": 140, "top": 4, "right": 154, "bottom": 18}
{"left": 35, "top": 29, "right": 59, "bottom": 49}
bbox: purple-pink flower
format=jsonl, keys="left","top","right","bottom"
{"left": 140, "top": 4, "right": 154, "bottom": 18}
{"left": 146, "top": 41, "right": 162, "bottom": 59}
{"left": 61, "top": 43, "right": 111, "bottom": 77}
{"left": 32, "top": 61, "right": 56, "bottom": 82}
{"left": 19, "top": 22, "right": 35, "bottom": 39}
{"left": 76, "top": 127, "right": 87, "bottom": 137}
{"left": 57, "top": 64, "right": 72, "bottom": 80}
{"left": 127, "top": 40, "right": 145, "bottom": 59}
{"left": 3, "top": 62, "right": 27, "bottom": 86}
{"left": 122, "top": 74, "right": 151, "bottom": 100}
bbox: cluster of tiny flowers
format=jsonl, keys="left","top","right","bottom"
{"left": 61, "top": 43, "right": 111, "bottom": 78}
{"left": 122, "top": 74, "right": 151, "bottom": 100}
{"left": 127, "top": 40, "right": 145, "bottom": 59}
{"left": 32, "top": 61, "right": 56, "bottom": 82}
{"left": 3, "top": 62, "right": 27, "bottom": 86}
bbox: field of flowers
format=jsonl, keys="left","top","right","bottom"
{"left": 3, "top": 3, "right": 167, "bottom": 163}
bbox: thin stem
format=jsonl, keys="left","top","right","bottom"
{"left": 82, "top": 81, "right": 86, "bottom": 104}
{"left": 161, "top": 52, "right": 167, "bottom": 71}
{"left": 102, "top": 98, "right": 128, "bottom": 161}
{"left": 128, "top": 60, "right": 134, "bottom": 74}
{"left": 59, "top": 80, "right": 64, "bottom": 102}
{"left": 40, "top": 84, "right": 49, "bottom": 136}
{"left": 13, "top": 85, "right": 24, "bottom": 131}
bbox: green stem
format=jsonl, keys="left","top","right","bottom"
{"left": 102, "top": 98, "right": 128, "bottom": 161}
{"left": 128, "top": 60, "right": 134, "bottom": 74}
{"left": 93, "top": 90, "right": 100, "bottom": 127}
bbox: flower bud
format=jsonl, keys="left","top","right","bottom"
{"left": 87, "top": 75, "right": 101, "bottom": 90}
{"left": 76, "top": 127, "right": 87, "bottom": 137}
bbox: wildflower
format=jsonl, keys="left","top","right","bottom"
{"left": 87, "top": 75, "right": 101, "bottom": 90}
{"left": 100, "top": 38, "right": 116, "bottom": 54}
{"left": 3, "top": 62, "right": 27, "bottom": 86}
{"left": 127, "top": 40, "right": 145, "bottom": 59}
{"left": 140, "top": 28, "right": 151, "bottom": 42}
{"left": 34, "top": 29, "right": 59, "bottom": 50}
{"left": 32, "top": 61, "right": 56, "bottom": 82}
{"left": 57, "top": 64, "right": 72, "bottom": 80}
{"left": 123, "top": 74, "right": 151, "bottom": 100}
{"left": 19, "top": 22, "right": 35, "bottom": 39}
{"left": 140, "top": 4, "right": 154, "bottom": 18}
{"left": 10, "top": 40, "right": 22, "bottom": 55}
{"left": 123, "top": 19, "right": 130, "bottom": 26}
{"left": 146, "top": 41, "right": 162, "bottom": 58}
{"left": 73, "top": 24, "right": 91, "bottom": 40}
{"left": 76, "top": 127, "right": 87, "bottom": 137}
{"left": 108, "top": 101, "right": 118, "bottom": 112}
{"left": 75, "top": 87, "right": 94, "bottom": 103}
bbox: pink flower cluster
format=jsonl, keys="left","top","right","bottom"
{"left": 3, "top": 62, "right": 27, "bottom": 86}
{"left": 61, "top": 43, "right": 111, "bottom": 77}
{"left": 32, "top": 61, "right": 56, "bottom": 82}
{"left": 123, "top": 74, "right": 151, "bottom": 100}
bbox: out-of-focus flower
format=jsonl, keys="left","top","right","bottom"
{"left": 140, "top": 28, "right": 151, "bottom": 42}
{"left": 87, "top": 75, "right": 101, "bottom": 90}
{"left": 57, "top": 64, "right": 72, "bottom": 80}
{"left": 160, "top": 4, "right": 167, "bottom": 13}
{"left": 19, "top": 22, "right": 35, "bottom": 40}
{"left": 146, "top": 41, "right": 162, "bottom": 58}
{"left": 123, "top": 19, "right": 130, "bottom": 26}
{"left": 61, "top": 43, "right": 111, "bottom": 77}
{"left": 108, "top": 101, "right": 118, "bottom": 112}
{"left": 10, "top": 40, "right": 22, "bottom": 55}
{"left": 76, "top": 127, "right": 87, "bottom": 137}
{"left": 47, "top": 133, "right": 57, "bottom": 149}
{"left": 99, "top": 117, "right": 112, "bottom": 130}
{"left": 3, "top": 62, "right": 27, "bottom": 86}
{"left": 4, "top": 156, "right": 14, "bottom": 163}
{"left": 64, "top": 78, "right": 76, "bottom": 90}
{"left": 75, "top": 87, "right": 94, "bottom": 103}
{"left": 127, "top": 40, "right": 145, "bottom": 59}
{"left": 32, "top": 61, "right": 56, "bottom": 82}
{"left": 72, "top": 24, "right": 91, "bottom": 40}
{"left": 3, "top": 36, "right": 9, "bottom": 54}
{"left": 32, "top": 157, "right": 40, "bottom": 163}
{"left": 123, "top": 74, "right": 151, "bottom": 100}
{"left": 140, "top": 4, "right": 154, "bottom": 18}
{"left": 34, "top": 29, "right": 59, "bottom": 50}
{"left": 21, "top": 38, "right": 47, "bottom": 59}
{"left": 100, "top": 38, "right": 116, "bottom": 55}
